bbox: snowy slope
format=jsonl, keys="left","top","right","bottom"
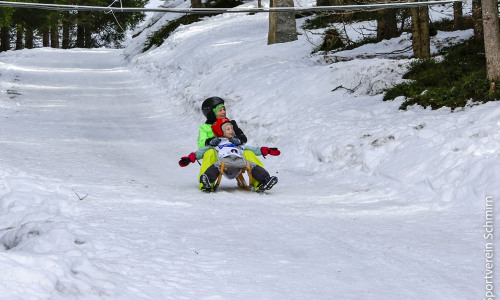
{"left": 0, "top": 1, "right": 498, "bottom": 299}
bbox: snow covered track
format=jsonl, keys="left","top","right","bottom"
{"left": 0, "top": 48, "right": 180, "bottom": 298}
{"left": 0, "top": 48, "right": 497, "bottom": 299}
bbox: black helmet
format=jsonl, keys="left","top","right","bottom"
{"left": 201, "top": 96, "right": 225, "bottom": 121}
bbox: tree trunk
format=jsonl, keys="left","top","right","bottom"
{"left": 473, "top": 0, "right": 483, "bottom": 43}
{"left": 76, "top": 12, "right": 86, "bottom": 48}
{"left": 25, "top": 29, "right": 34, "bottom": 49}
{"left": 1, "top": 26, "right": 10, "bottom": 52}
{"left": 317, "top": 0, "right": 353, "bottom": 7}
{"left": 76, "top": 25, "right": 85, "bottom": 47}
{"left": 268, "top": 0, "right": 298, "bottom": 45}
{"left": 453, "top": 2, "right": 463, "bottom": 30}
{"left": 377, "top": 8, "right": 398, "bottom": 40}
{"left": 42, "top": 29, "right": 50, "bottom": 47}
{"left": 15, "top": 27, "right": 23, "bottom": 50}
{"left": 482, "top": 0, "right": 500, "bottom": 84}
{"left": 62, "top": 14, "right": 71, "bottom": 49}
{"left": 410, "top": 3, "right": 430, "bottom": 59}
{"left": 84, "top": 26, "right": 92, "bottom": 48}
{"left": 190, "top": 0, "right": 202, "bottom": 8}
{"left": 51, "top": 27, "right": 59, "bottom": 48}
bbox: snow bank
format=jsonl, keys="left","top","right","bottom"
{"left": 127, "top": 0, "right": 496, "bottom": 209}
{"left": 0, "top": 172, "right": 119, "bottom": 299}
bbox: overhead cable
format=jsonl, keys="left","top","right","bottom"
{"left": 0, "top": 0, "right": 462, "bottom": 14}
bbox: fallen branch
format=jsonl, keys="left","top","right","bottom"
{"left": 332, "top": 81, "right": 362, "bottom": 93}
{"left": 73, "top": 190, "right": 88, "bottom": 201}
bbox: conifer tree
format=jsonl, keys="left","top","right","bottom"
{"left": 0, "top": 8, "right": 14, "bottom": 51}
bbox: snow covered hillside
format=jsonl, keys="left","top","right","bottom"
{"left": 0, "top": 1, "right": 498, "bottom": 299}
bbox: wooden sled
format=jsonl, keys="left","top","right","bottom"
{"left": 213, "top": 161, "right": 253, "bottom": 192}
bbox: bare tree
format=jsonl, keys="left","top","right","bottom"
{"left": 190, "top": 0, "right": 202, "bottom": 9}
{"left": 268, "top": 0, "right": 298, "bottom": 45}
{"left": 481, "top": 0, "right": 500, "bottom": 91}
{"left": 453, "top": 1, "right": 463, "bottom": 30}
{"left": 410, "top": 1, "right": 430, "bottom": 59}
{"left": 473, "top": 0, "right": 483, "bottom": 42}
{"left": 51, "top": 27, "right": 60, "bottom": 48}
{"left": 377, "top": 8, "right": 398, "bottom": 40}
{"left": 375, "top": 0, "right": 398, "bottom": 40}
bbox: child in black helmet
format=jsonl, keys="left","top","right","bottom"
{"left": 181, "top": 118, "right": 280, "bottom": 192}
{"left": 198, "top": 96, "right": 246, "bottom": 148}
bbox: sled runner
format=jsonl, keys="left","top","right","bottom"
{"left": 213, "top": 161, "right": 253, "bottom": 192}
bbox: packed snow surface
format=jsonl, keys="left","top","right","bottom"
{"left": 0, "top": 1, "right": 498, "bottom": 299}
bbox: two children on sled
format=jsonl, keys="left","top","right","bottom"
{"left": 179, "top": 97, "right": 280, "bottom": 192}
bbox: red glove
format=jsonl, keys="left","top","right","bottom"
{"left": 261, "top": 147, "right": 280, "bottom": 157}
{"left": 179, "top": 152, "right": 196, "bottom": 167}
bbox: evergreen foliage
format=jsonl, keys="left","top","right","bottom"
{"left": 383, "top": 40, "right": 500, "bottom": 110}
{"left": 91, "top": 0, "right": 147, "bottom": 47}
{"left": 142, "top": 15, "right": 204, "bottom": 52}
{"left": 0, "top": 0, "right": 146, "bottom": 50}
{"left": 0, "top": 8, "right": 15, "bottom": 27}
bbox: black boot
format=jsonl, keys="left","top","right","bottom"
{"left": 200, "top": 174, "right": 212, "bottom": 192}
{"left": 257, "top": 176, "right": 278, "bottom": 192}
